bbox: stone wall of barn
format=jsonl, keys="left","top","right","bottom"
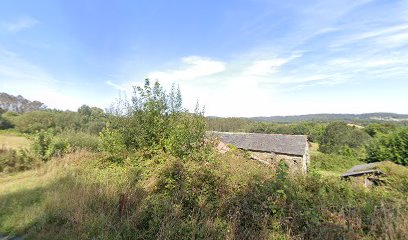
{"left": 249, "top": 151, "right": 307, "bottom": 173}
{"left": 302, "top": 143, "right": 310, "bottom": 172}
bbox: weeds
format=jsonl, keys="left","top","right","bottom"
{"left": 1, "top": 150, "right": 407, "bottom": 239}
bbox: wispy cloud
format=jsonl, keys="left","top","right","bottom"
{"left": 0, "top": 17, "right": 39, "bottom": 33}
{"left": 105, "top": 80, "right": 128, "bottom": 91}
{"left": 0, "top": 48, "right": 84, "bottom": 110}
{"left": 148, "top": 56, "right": 226, "bottom": 82}
{"left": 243, "top": 53, "right": 302, "bottom": 76}
{"left": 331, "top": 23, "right": 408, "bottom": 48}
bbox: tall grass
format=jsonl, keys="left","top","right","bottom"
{"left": 1, "top": 150, "right": 407, "bottom": 239}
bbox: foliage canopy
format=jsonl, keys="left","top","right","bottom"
{"left": 366, "top": 127, "right": 408, "bottom": 165}
{"left": 101, "top": 79, "right": 207, "bottom": 160}
{"left": 319, "top": 122, "right": 370, "bottom": 154}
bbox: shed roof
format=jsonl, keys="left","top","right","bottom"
{"left": 341, "top": 162, "right": 384, "bottom": 177}
{"left": 214, "top": 132, "right": 308, "bottom": 156}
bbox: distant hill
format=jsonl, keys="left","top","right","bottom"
{"left": 208, "top": 113, "right": 408, "bottom": 123}
{"left": 248, "top": 113, "right": 408, "bottom": 123}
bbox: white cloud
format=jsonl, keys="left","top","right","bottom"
{"left": 332, "top": 23, "right": 408, "bottom": 48}
{"left": 244, "top": 58, "right": 289, "bottom": 76}
{"left": 377, "top": 32, "right": 408, "bottom": 47}
{"left": 243, "top": 53, "right": 302, "bottom": 76}
{"left": 148, "top": 56, "right": 226, "bottom": 82}
{"left": 356, "top": 24, "right": 408, "bottom": 41}
{"left": 1, "top": 17, "right": 39, "bottom": 33}
{"left": 106, "top": 0, "right": 408, "bottom": 117}
{"left": 106, "top": 80, "right": 128, "bottom": 91}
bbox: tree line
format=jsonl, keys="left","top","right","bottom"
{"left": 1, "top": 89, "right": 407, "bottom": 166}
{"left": 208, "top": 117, "right": 407, "bottom": 166}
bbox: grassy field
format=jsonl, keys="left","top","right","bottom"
{"left": 0, "top": 132, "right": 31, "bottom": 149}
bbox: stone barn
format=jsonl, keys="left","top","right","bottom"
{"left": 341, "top": 162, "right": 384, "bottom": 188}
{"left": 215, "top": 132, "right": 310, "bottom": 173}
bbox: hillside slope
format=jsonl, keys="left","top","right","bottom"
{"left": 1, "top": 149, "right": 407, "bottom": 239}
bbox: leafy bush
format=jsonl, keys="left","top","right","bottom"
{"left": 32, "top": 129, "right": 55, "bottom": 161}
{"left": 99, "top": 124, "right": 127, "bottom": 162}
{"left": 366, "top": 128, "right": 408, "bottom": 165}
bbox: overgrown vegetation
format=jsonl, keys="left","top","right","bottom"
{"left": 1, "top": 150, "right": 407, "bottom": 239}
{"left": 100, "top": 79, "right": 206, "bottom": 160}
{"left": 0, "top": 147, "right": 39, "bottom": 173}
{"left": 0, "top": 85, "right": 407, "bottom": 239}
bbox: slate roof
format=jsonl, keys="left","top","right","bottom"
{"left": 213, "top": 132, "right": 308, "bottom": 156}
{"left": 341, "top": 162, "right": 384, "bottom": 177}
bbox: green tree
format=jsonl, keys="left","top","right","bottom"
{"left": 0, "top": 92, "right": 46, "bottom": 113}
{"left": 366, "top": 128, "right": 408, "bottom": 165}
{"left": 101, "top": 79, "right": 206, "bottom": 160}
{"left": 13, "top": 111, "right": 56, "bottom": 133}
{"left": 78, "top": 105, "right": 92, "bottom": 117}
{"left": 319, "top": 122, "right": 370, "bottom": 154}
{"left": 365, "top": 123, "right": 396, "bottom": 137}
{"left": 0, "top": 110, "right": 14, "bottom": 129}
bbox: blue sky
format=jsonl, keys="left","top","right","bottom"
{"left": 0, "top": 0, "right": 407, "bottom": 117}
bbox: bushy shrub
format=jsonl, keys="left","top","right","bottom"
{"left": 0, "top": 147, "right": 39, "bottom": 172}
{"left": 99, "top": 125, "right": 127, "bottom": 162}
{"left": 56, "top": 131, "right": 101, "bottom": 152}
{"left": 377, "top": 161, "right": 408, "bottom": 194}
{"left": 32, "top": 130, "right": 101, "bottom": 161}
{"left": 86, "top": 121, "right": 106, "bottom": 135}
{"left": 310, "top": 151, "right": 363, "bottom": 174}
{"left": 48, "top": 137, "right": 70, "bottom": 158}
{"left": 32, "top": 129, "right": 55, "bottom": 161}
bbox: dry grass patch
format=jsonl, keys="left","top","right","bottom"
{"left": 0, "top": 133, "right": 31, "bottom": 150}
